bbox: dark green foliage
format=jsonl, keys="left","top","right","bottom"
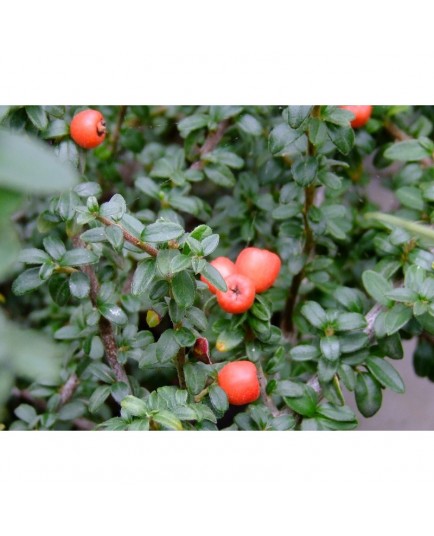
{"left": 2, "top": 105, "right": 434, "bottom": 430}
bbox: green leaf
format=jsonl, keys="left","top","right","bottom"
{"left": 286, "top": 106, "right": 312, "bottom": 129}
{"left": 171, "top": 254, "right": 191, "bottom": 274}
{"left": 98, "top": 304, "right": 128, "bottom": 326}
{"left": 186, "top": 307, "right": 208, "bottom": 331}
{"left": 319, "top": 171, "right": 342, "bottom": 190}
{"left": 100, "top": 194, "right": 126, "bottom": 220}
{"left": 275, "top": 380, "right": 304, "bottom": 397}
{"left": 48, "top": 275, "right": 70, "bottom": 306}
{"left": 366, "top": 356, "right": 405, "bottom": 393}
{"left": 327, "top": 124, "right": 355, "bottom": 155}
{"left": 291, "top": 156, "right": 318, "bottom": 186}
{"left": 12, "top": 267, "right": 45, "bottom": 295}
{"left": 60, "top": 249, "right": 98, "bottom": 266}
{"left": 269, "top": 414, "right": 295, "bottom": 430}
{"left": 202, "top": 234, "right": 220, "bottom": 256}
{"left": 377, "top": 333, "right": 404, "bottom": 360}
{"left": 209, "top": 105, "right": 242, "bottom": 122}
{"left": 135, "top": 176, "right": 160, "bottom": 198}
{"left": 15, "top": 403, "right": 38, "bottom": 424}
{"left": 335, "top": 313, "right": 367, "bottom": 332}
{"left": 110, "top": 382, "right": 130, "bottom": 404}
{"left": 320, "top": 336, "right": 341, "bottom": 361}
{"left": 43, "top": 235, "right": 66, "bottom": 261}
{"left": 316, "top": 403, "right": 356, "bottom": 422}
{"left": 362, "top": 270, "right": 393, "bottom": 307}
{"left": 396, "top": 186, "right": 425, "bottom": 211}
{"left": 0, "top": 129, "right": 78, "bottom": 193}
{"left": 385, "top": 287, "right": 417, "bottom": 303}
{"left": 184, "top": 363, "right": 208, "bottom": 395}
{"left": 308, "top": 118, "right": 328, "bottom": 146}
{"left": 318, "top": 357, "right": 339, "bottom": 383}
{"left": 88, "top": 385, "right": 112, "bottom": 413}
{"left": 322, "top": 106, "right": 354, "bottom": 126}
{"left": 216, "top": 329, "right": 244, "bottom": 352}
{"left": 284, "top": 385, "right": 318, "bottom": 417}
{"left": 204, "top": 149, "right": 244, "bottom": 169}
{"left": 58, "top": 401, "right": 85, "bottom": 421}
{"left": 269, "top": 124, "right": 303, "bottom": 155}
{"left": 26, "top": 106, "right": 48, "bottom": 130}
{"left": 54, "top": 325, "right": 82, "bottom": 340}
{"left": 237, "top": 114, "right": 262, "bottom": 136}
{"left": 152, "top": 410, "right": 183, "bottom": 431}
{"left": 174, "top": 327, "right": 196, "bottom": 347}
{"left": 199, "top": 261, "right": 227, "bottom": 292}
{"left": 338, "top": 364, "right": 356, "bottom": 391}
{"left": 121, "top": 395, "right": 148, "bottom": 417}
{"left": 69, "top": 271, "right": 90, "bottom": 299}
{"left": 289, "top": 345, "right": 320, "bottom": 361}
{"left": 156, "top": 329, "right": 180, "bottom": 362}
{"left": 88, "top": 335, "right": 105, "bottom": 359}
{"left": 42, "top": 119, "right": 69, "bottom": 140}
{"left": 250, "top": 300, "right": 272, "bottom": 321}
{"left": 383, "top": 304, "right": 412, "bottom": 335}
{"left": 18, "top": 248, "right": 50, "bottom": 265}
{"left": 355, "top": 372, "right": 382, "bottom": 418}
{"left": 172, "top": 271, "right": 196, "bottom": 308}
{"left": 300, "top": 301, "right": 327, "bottom": 329}
{"left": 384, "top": 140, "right": 431, "bottom": 162}
{"left": 204, "top": 163, "right": 235, "bottom": 187}
{"left": 131, "top": 258, "right": 156, "bottom": 296}
{"left": 142, "top": 220, "right": 184, "bottom": 243}
{"left": 209, "top": 385, "right": 229, "bottom": 413}
{"left": 105, "top": 225, "right": 124, "bottom": 250}
{"left": 178, "top": 114, "right": 209, "bottom": 137}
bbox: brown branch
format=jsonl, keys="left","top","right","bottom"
{"left": 72, "top": 236, "right": 131, "bottom": 389}
{"left": 97, "top": 215, "right": 158, "bottom": 257}
{"left": 99, "top": 317, "right": 130, "bottom": 386}
{"left": 59, "top": 373, "right": 79, "bottom": 405}
{"left": 175, "top": 348, "right": 186, "bottom": 389}
{"left": 190, "top": 120, "right": 229, "bottom": 171}
{"left": 281, "top": 184, "right": 317, "bottom": 335}
{"left": 11, "top": 379, "right": 94, "bottom": 430}
{"left": 257, "top": 364, "right": 280, "bottom": 417}
{"left": 110, "top": 105, "right": 128, "bottom": 155}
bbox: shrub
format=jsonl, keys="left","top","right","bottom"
{"left": 1, "top": 104, "right": 434, "bottom": 431}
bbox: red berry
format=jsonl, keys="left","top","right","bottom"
{"left": 200, "top": 256, "right": 237, "bottom": 294}
{"left": 216, "top": 273, "right": 256, "bottom": 314}
{"left": 70, "top": 109, "right": 106, "bottom": 149}
{"left": 235, "top": 247, "right": 281, "bottom": 293}
{"left": 340, "top": 105, "right": 372, "bottom": 128}
{"left": 218, "top": 361, "right": 260, "bottom": 405}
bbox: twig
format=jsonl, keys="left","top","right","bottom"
{"left": 175, "top": 348, "right": 186, "bottom": 389}
{"left": 110, "top": 105, "right": 128, "bottom": 155}
{"left": 257, "top": 364, "right": 280, "bottom": 417}
{"left": 72, "top": 236, "right": 131, "bottom": 389}
{"left": 364, "top": 302, "right": 383, "bottom": 341}
{"left": 281, "top": 183, "right": 317, "bottom": 335}
{"left": 59, "top": 373, "right": 79, "bottom": 405}
{"left": 11, "top": 382, "right": 94, "bottom": 430}
{"left": 190, "top": 120, "right": 229, "bottom": 171}
{"left": 97, "top": 215, "right": 158, "bottom": 257}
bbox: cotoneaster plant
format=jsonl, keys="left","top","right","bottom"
{"left": 2, "top": 104, "right": 434, "bottom": 432}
